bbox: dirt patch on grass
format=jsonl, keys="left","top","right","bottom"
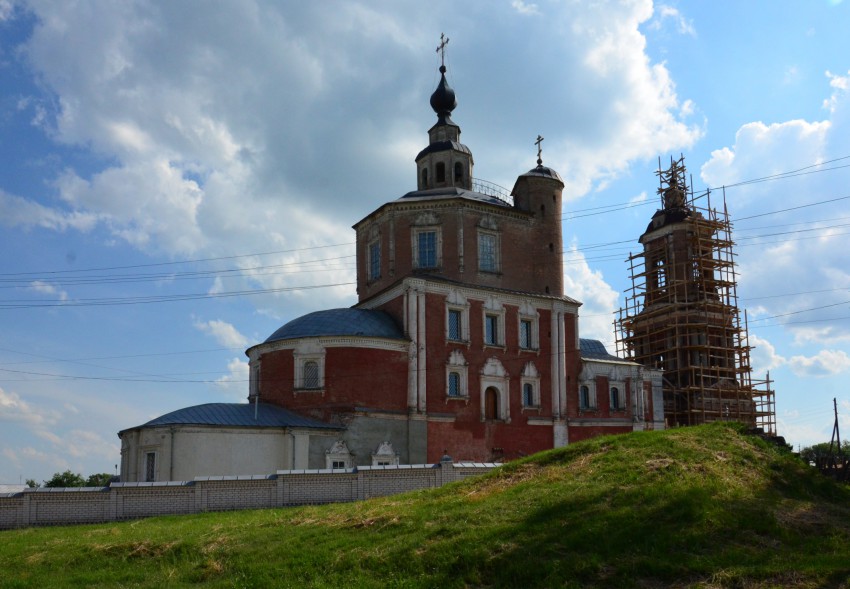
{"left": 93, "top": 540, "right": 181, "bottom": 560}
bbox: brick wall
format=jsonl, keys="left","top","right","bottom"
{"left": 0, "top": 461, "right": 497, "bottom": 530}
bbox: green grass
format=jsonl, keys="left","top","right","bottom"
{"left": 2, "top": 423, "right": 849, "bottom": 588}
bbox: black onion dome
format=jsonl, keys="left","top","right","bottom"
{"left": 429, "top": 65, "right": 457, "bottom": 124}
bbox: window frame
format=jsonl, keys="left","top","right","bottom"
{"left": 478, "top": 230, "right": 500, "bottom": 273}
{"left": 520, "top": 361, "right": 541, "bottom": 409}
{"left": 610, "top": 381, "right": 626, "bottom": 411}
{"left": 144, "top": 451, "right": 156, "bottom": 482}
{"left": 579, "top": 381, "right": 598, "bottom": 410}
{"left": 294, "top": 352, "right": 326, "bottom": 393}
{"left": 445, "top": 350, "right": 469, "bottom": 400}
{"left": 412, "top": 227, "right": 441, "bottom": 270}
{"left": 368, "top": 238, "right": 381, "bottom": 282}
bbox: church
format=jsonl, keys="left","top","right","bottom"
{"left": 118, "top": 57, "right": 665, "bottom": 482}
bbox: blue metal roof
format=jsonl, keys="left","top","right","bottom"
{"left": 265, "top": 308, "right": 405, "bottom": 343}
{"left": 123, "top": 403, "right": 339, "bottom": 432}
{"left": 579, "top": 338, "right": 625, "bottom": 362}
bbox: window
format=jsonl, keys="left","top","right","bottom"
{"left": 518, "top": 302, "right": 539, "bottom": 351}
{"left": 145, "top": 452, "right": 156, "bottom": 482}
{"left": 416, "top": 230, "right": 438, "bottom": 269}
{"left": 448, "top": 309, "right": 462, "bottom": 341}
{"left": 478, "top": 232, "right": 498, "bottom": 272}
{"left": 331, "top": 460, "right": 346, "bottom": 469}
{"left": 485, "top": 314, "right": 499, "bottom": 345}
{"left": 294, "top": 346, "right": 325, "bottom": 392}
{"left": 303, "top": 361, "right": 320, "bottom": 389}
{"left": 454, "top": 161, "right": 463, "bottom": 183}
{"left": 519, "top": 319, "right": 532, "bottom": 348}
{"left": 520, "top": 362, "right": 540, "bottom": 409}
{"left": 436, "top": 161, "right": 446, "bottom": 183}
{"left": 368, "top": 240, "right": 381, "bottom": 281}
{"left": 446, "top": 350, "right": 468, "bottom": 399}
{"left": 421, "top": 168, "right": 428, "bottom": 188}
{"left": 448, "top": 371, "right": 461, "bottom": 397}
{"left": 578, "top": 381, "right": 597, "bottom": 410}
{"left": 611, "top": 386, "right": 622, "bottom": 410}
{"left": 522, "top": 383, "right": 534, "bottom": 407}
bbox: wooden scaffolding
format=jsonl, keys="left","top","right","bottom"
{"left": 615, "top": 157, "right": 776, "bottom": 434}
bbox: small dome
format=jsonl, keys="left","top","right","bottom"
{"left": 429, "top": 65, "right": 457, "bottom": 124}
{"left": 520, "top": 164, "right": 564, "bottom": 184}
{"left": 264, "top": 308, "right": 405, "bottom": 343}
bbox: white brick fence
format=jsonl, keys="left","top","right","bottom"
{"left": 0, "top": 461, "right": 498, "bottom": 530}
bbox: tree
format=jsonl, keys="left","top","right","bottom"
{"left": 801, "top": 441, "right": 850, "bottom": 468}
{"left": 43, "top": 470, "right": 86, "bottom": 488}
{"left": 25, "top": 479, "right": 39, "bottom": 488}
{"left": 85, "top": 473, "right": 113, "bottom": 487}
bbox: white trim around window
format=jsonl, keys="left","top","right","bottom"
{"left": 446, "top": 350, "right": 469, "bottom": 399}
{"left": 610, "top": 381, "right": 626, "bottom": 411}
{"left": 412, "top": 227, "right": 442, "bottom": 270}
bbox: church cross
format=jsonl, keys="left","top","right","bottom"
{"left": 535, "top": 135, "right": 544, "bottom": 165}
{"left": 436, "top": 33, "right": 450, "bottom": 67}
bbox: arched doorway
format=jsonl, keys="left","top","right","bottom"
{"left": 484, "top": 387, "right": 499, "bottom": 420}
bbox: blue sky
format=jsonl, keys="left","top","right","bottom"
{"left": 1, "top": 0, "right": 849, "bottom": 484}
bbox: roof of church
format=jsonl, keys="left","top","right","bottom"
{"left": 264, "top": 308, "right": 405, "bottom": 343}
{"left": 580, "top": 338, "right": 627, "bottom": 362}
{"left": 520, "top": 164, "right": 564, "bottom": 184}
{"left": 397, "top": 186, "right": 512, "bottom": 208}
{"left": 123, "top": 403, "right": 339, "bottom": 432}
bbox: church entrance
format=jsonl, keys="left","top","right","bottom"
{"left": 484, "top": 387, "right": 499, "bottom": 420}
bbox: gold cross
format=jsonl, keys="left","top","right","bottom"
{"left": 436, "top": 33, "right": 450, "bottom": 67}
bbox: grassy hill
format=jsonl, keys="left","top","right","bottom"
{"left": 2, "top": 423, "right": 849, "bottom": 588}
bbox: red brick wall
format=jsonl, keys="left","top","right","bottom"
{"left": 259, "top": 346, "right": 408, "bottom": 418}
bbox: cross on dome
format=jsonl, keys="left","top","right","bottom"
{"left": 535, "top": 135, "right": 544, "bottom": 166}
{"left": 436, "top": 33, "right": 450, "bottom": 69}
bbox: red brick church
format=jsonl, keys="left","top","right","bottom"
{"left": 119, "top": 59, "right": 663, "bottom": 481}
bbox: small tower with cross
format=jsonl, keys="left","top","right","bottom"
{"left": 510, "top": 133, "right": 565, "bottom": 296}
{"left": 415, "top": 34, "right": 474, "bottom": 191}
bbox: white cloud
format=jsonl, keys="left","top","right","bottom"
{"left": 512, "top": 1, "right": 540, "bottom": 15}
{"left": 0, "top": 189, "right": 99, "bottom": 232}
{"left": 563, "top": 244, "right": 620, "bottom": 344}
{"left": 650, "top": 5, "right": 696, "bottom": 37}
{"left": 0, "top": 387, "right": 60, "bottom": 427}
{"left": 194, "top": 319, "right": 249, "bottom": 348}
{"left": 749, "top": 334, "right": 785, "bottom": 375}
{"left": 215, "top": 358, "right": 249, "bottom": 400}
{"left": 787, "top": 349, "right": 850, "bottom": 377}
{"left": 28, "top": 280, "right": 69, "bottom": 302}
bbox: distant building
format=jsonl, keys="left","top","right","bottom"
{"left": 119, "top": 59, "right": 664, "bottom": 482}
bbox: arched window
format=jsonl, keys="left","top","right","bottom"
{"left": 421, "top": 168, "right": 428, "bottom": 188}
{"left": 436, "top": 162, "right": 446, "bottom": 183}
{"left": 304, "top": 361, "right": 320, "bottom": 389}
{"left": 484, "top": 387, "right": 499, "bottom": 420}
{"left": 454, "top": 161, "right": 463, "bottom": 183}
{"left": 611, "top": 386, "right": 621, "bottom": 410}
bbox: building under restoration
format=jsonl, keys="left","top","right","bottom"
{"left": 616, "top": 157, "right": 776, "bottom": 433}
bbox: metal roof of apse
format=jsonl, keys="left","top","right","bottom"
{"left": 264, "top": 308, "right": 405, "bottom": 343}
{"left": 579, "top": 338, "right": 625, "bottom": 361}
{"left": 123, "top": 403, "right": 339, "bottom": 432}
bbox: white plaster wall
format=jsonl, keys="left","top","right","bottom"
{"left": 171, "top": 428, "right": 291, "bottom": 480}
